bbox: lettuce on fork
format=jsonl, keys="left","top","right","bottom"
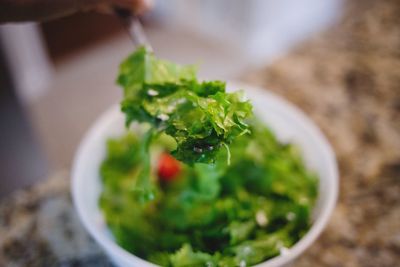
{"left": 117, "top": 47, "right": 252, "bottom": 165}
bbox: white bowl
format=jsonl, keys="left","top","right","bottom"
{"left": 72, "top": 82, "right": 338, "bottom": 267}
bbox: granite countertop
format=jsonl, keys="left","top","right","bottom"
{"left": 1, "top": 0, "right": 399, "bottom": 266}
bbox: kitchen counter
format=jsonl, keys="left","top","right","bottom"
{"left": 1, "top": 0, "right": 399, "bottom": 266}
{"left": 243, "top": 0, "right": 400, "bottom": 266}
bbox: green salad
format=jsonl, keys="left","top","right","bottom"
{"left": 99, "top": 48, "right": 318, "bottom": 266}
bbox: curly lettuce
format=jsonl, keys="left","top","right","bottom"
{"left": 99, "top": 122, "right": 318, "bottom": 266}
{"left": 117, "top": 47, "right": 252, "bottom": 165}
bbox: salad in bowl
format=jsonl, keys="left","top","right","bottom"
{"left": 72, "top": 47, "right": 338, "bottom": 267}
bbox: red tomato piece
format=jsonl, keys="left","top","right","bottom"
{"left": 157, "top": 153, "right": 181, "bottom": 181}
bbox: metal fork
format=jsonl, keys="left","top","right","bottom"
{"left": 114, "top": 7, "right": 153, "bottom": 52}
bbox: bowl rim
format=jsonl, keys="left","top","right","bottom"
{"left": 72, "top": 82, "right": 338, "bottom": 267}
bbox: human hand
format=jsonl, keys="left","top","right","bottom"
{"left": 0, "top": 0, "right": 153, "bottom": 23}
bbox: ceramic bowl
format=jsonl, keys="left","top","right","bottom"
{"left": 72, "top": 82, "right": 338, "bottom": 267}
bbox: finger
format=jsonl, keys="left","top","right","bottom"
{"left": 113, "top": 0, "right": 153, "bottom": 14}
{"left": 91, "top": 0, "right": 153, "bottom": 15}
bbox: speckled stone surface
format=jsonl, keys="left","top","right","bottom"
{"left": 244, "top": 0, "right": 400, "bottom": 266}
{"left": 1, "top": 0, "right": 400, "bottom": 266}
{"left": 0, "top": 172, "right": 113, "bottom": 267}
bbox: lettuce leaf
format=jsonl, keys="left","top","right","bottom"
{"left": 99, "top": 120, "right": 319, "bottom": 266}
{"left": 169, "top": 244, "right": 217, "bottom": 267}
{"left": 117, "top": 47, "right": 252, "bottom": 165}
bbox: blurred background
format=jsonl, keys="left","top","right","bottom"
{"left": 0, "top": 0, "right": 343, "bottom": 197}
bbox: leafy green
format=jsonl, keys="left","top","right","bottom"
{"left": 131, "top": 128, "right": 157, "bottom": 202}
{"left": 169, "top": 244, "right": 217, "bottom": 267}
{"left": 102, "top": 46, "right": 318, "bottom": 266}
{"left": 99, "top": 120, "right": 318, "bottom": 266}
{"left": 117, "top": 46, "right": 252, "bottom": 165}
{"left": 225, "top": 220, "right": 256, "bottom": 245}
